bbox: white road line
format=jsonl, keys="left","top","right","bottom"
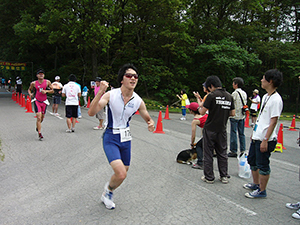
{"left": 47, "top": 110, "right": 63, "bottom": 119}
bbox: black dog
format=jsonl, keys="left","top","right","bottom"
{"left": 176, "top": 148, "right": 197, "bottom": 164}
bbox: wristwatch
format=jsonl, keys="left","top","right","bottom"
{"left": 263, "top": 137, "right": 268, "bottom": 141}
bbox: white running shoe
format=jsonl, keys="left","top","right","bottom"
{"left": 101, "top": 182, "right": 115, "bottom": 209}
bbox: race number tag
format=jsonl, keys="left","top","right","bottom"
{"left": 120, "top": 127, "right": 132, "bottom": 142}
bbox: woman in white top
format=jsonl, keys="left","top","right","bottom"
{"left": 249, "top": 89, "right": 261, "bottom": 126}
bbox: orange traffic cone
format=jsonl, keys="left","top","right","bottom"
{"left": 11, "top": 91, "right": 15, "bottom": 100}
{"left": 277, "top": 123, "right": 286, "bottom": 150}
{"left": 244, "top": 113, "right": 251, "bottom": 128}
{"left": 21, "top": 95, "right": 26, "bottom": 108}
{"left": 135, "top": 110, "right": 140, "bottom": 115}
{"left": 164, "top": 105, "right": 170, "bottom": 120}
{"left": 26, "top": 96, "right": 34, "bottom": 113}
{"left": 86, "top": 96, "right": 90, "bottom": 108}
{"left": 153, "top": 111, "right": 165, "bottom": 134}
{"left": 289, "top": 115, "right": 297, "bottom": 131}
{"left": 19, "top": 93, "right": 22, "bottom": 106}
{"left": 71, "top": 117, "right": 79, "bottom": 123}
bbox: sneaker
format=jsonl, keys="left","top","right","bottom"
{"left": 228, "top": 152, "right": 237, "bottom": 157}
{"left": 180, "top": 117, "right": 186, "bottom": 121}
{"left": 54, "top": 113, "right": 60, "bottom": 117}
{"left": 286, "top": 202, "right": 300, "bottom": 210}
{"left": 38, "top": 133, "right": 43, "bottom": 140}
{"left": 93, "top": 126, "right": 104, "bottom": 130}
{"left": 71, "top": 128, "right": 75, "bottom": 132}
{"left": 192, "top": 163, "right": 203, "bottom": 170}
{"left": 78, "top": 116, "right": 82, "bottom": 119}
{"left": 101, "top": 182, "right": 115, "bottom": 209}
{"left": 245, "top": 188, "right": 267, "bottom": 198}
{"left": 292, "top": 209, "right": 300, "bottom": 219}
{"left": 49, "top": 112, "right": 54, "bottom": 115}
{"left": 243, "top": 183, "right": 259, "bottom": 190}
{"left": 201, "top": 175, "right": 214, "bottom": 184}
{"left": 219, "top": 177, "right": 229, "bottom": 184}
{"left": 66, "top": 129, "right": 72, "bottom": 133}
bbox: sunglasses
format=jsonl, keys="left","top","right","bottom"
{"left": 124, "top": 73, "right": 138, "bottom": 79}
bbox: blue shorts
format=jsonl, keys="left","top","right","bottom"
{"left": 247, "top": 140, "right": 276, "bottom": 175}
{"left": 102, "top": 129, "right": 131, "bottom": 166}
{"left": 53, "top": 96, "right": 61, "bottom": 104}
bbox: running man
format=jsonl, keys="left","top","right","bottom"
{"left": 88, "top": 63, "right": 155, "bottom": 209}
{"left": 28, "top": 69, "right": 53, "bottom": 140}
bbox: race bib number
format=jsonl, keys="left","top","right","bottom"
{"left": 120, "top": 127, "right": 132, "bottom": 142}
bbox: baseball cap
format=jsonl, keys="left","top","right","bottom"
{"left": 253, "top": 89, "right": 259, "bottom": 94}
{"left": 186, "top": 102, "right": 199, "bottom": 111}
{"left": 55, "top": 76, "right": 60, "bottom": 80}
{"left": 95, "top": 77, "right": 102, "bottom": 82}
{"left": 36, "top": 69, "right": 45, "bottom": 74}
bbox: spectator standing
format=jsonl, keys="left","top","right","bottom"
{"left": 7, "top": 78, "right": 11, "bottom": 91}
{"left": 82, "top": 85, "right": 89, "bottom": 107}
{"left": 176, "top": 89, "right": 189, "bottom": 120}
{"left": 76, "top": 81, "right": 82, "bottom": 119}
{"left": 244, "top": 69, "right": 283, "bottom": 198}
{"left": 62, "top": 74, "right": 81, "bottom": 133}
{"left": 16, "top": 76, "right": 22, "bottom": 94}
{"left": 2, "top": 77, "right": 6, "bottom": 88}
{"left": 228, "top": 77, "right": 247, "bottom": 158}
{"left": 199, "top": 76, "right": 235, "bottom": 184}
{"left": 51, "top": 76, "right": 63, "bottom": 116}
{"left": 249, "top": 89, "right": 261, "bottom": 126}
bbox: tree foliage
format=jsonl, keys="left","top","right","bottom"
{"left": 0, "top": 0, "right": 299, "bottom": 111}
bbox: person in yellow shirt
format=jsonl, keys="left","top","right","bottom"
{"left": 176, "top": 89, "right": 189, "bottom": 120}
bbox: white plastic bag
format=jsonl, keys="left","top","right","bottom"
{"left": 237, "top": 153, "right": 251, "bottom": 179}
{"left": 185, "top": 98, "right": 190, "bottom": 106}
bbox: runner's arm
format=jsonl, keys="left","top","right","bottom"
{"left": 88, "top": 81, "right": 109, "bottom": 116}
{"left": 28, "top": 82, "right": 35, "bottom": 98}
{"left": 139, "top": 101, "right": 155, "bottom": 132}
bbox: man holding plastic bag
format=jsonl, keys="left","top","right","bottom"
{"left": 243, "top": 69, "right": 283, "bottom": 199}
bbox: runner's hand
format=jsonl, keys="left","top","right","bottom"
{"left": 147, "top": 120, "right": 155, "bottom": 132}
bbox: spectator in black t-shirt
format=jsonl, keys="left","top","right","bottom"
{"left": 199, "top": 76, "right": 235, "bottom": 184}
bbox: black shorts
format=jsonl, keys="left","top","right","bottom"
{"left": 65, "top": 105, "right": 78, "bottom": 118}
{"left": 250, "top": 109, "right": 257, "bottom": 117}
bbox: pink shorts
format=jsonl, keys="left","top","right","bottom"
{"left": 34, "top": 101, "right": 47, "bottom": 114}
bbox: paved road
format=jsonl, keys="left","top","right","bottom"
{"left": 1, "top": 88, "right": 300, "bottom": 225}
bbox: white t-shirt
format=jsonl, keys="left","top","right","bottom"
{"left": 62, "top": 81, "right": 81, "bottom": 105}
{"left": 252, "top": 92, "right": 283, "bottom": 141}
{"left": 250, "top": 95, "right": 261, "bottom": 111}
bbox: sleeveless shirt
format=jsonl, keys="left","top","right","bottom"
{"left": 106, "top": 88, "right": 142, "bottom": 134}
